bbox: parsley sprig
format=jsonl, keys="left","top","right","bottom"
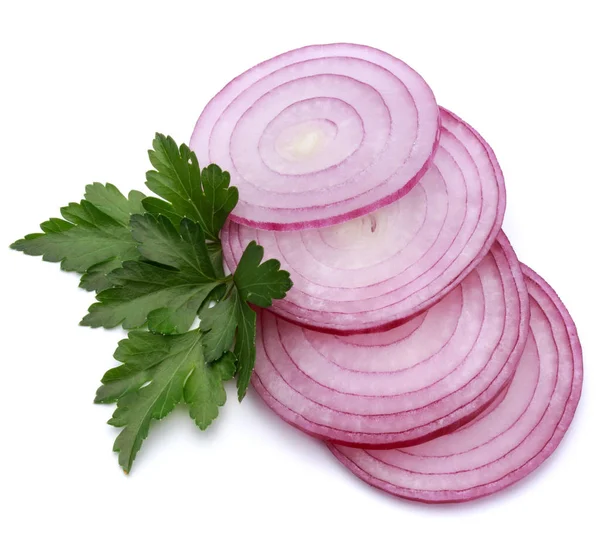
{"left": 10, "top": 134, "right": 292, "bottom": 473}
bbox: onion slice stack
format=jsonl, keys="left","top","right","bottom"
{"left": 190, "top": 43, "right": 583, "bottom": 503}
{"left": 252, "top": 234, "right": 529, "bottom": 447}
{"left": 329, "top": 266, "right": 583, "bottom": 503}
{"left": 191, "top": 43, "right": 440, "bottom": 230}
{"left": 223, "top": 108, "right": 505, "bottom": 334}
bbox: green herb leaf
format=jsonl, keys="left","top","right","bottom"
{"left": 206, "top": 242, "right": 225, "bottom": 279}
{"left": 79, "top": 257, "right": 125, "bottom": 293}
{"left": 81, "top": 215, "right": 221, "bottom": 333}
{"left": 84, "top": 183, "right": 146, "bottom": 225}
{"left": 130, "top": 214, "right": 216, "bottom": 280}
{"left": 145, "top": 134, "right": 238, "bottom": 242}
{"left": 185, "top": 350, "right": 236, "bottom": 430}
{"left": 234, "top": 297, "right": 257, "bottom": 401}
{"left": 234, "top": 241, "right": 293, "bottom": 307}
{"left": 198, "top": 286, "right": 257, "bottom": 400}
{"left": 10, "top": 184, "right": 145, "bottom": 292}
{"left": 196, "top": 164, "right": 239, "bottom": 241}
{"left": 98, "top": 330, "right": 233, "bottom": 473}
{"left": 11, "top": 133, "right": 295, "bottom": 473}
{"left": 141, "top": 196, "right": 182, "bottom": 226}
{"left": 95, "top": 369, "right": 153, "bottom": 405}
{"left": 199, "top": 240, "right": 291, "bottom": 400}
{"left": 199, "top": 285, "right": 238, "bottom": 363}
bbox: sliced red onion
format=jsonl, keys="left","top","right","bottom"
{"left": 329, "top": 265, "right": 583, "bottom": 503}
{"left": 252, "top": 234, "right": 529, "bottom": 447}
{"left": 223, "top": 108, "right": 505, "bottom": 334}
{"left": 191, "top": 43, "right": 440, "bottom": 230}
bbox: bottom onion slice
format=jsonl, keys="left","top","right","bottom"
{"left": 329, "top": 265, "right": 583, "bottom": 503}
{"left": 252, "top": 233, "right": 529, "bottom": 447}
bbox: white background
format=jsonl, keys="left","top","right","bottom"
{"left": 2, "top": 1, "right": 599, "bottom": 537}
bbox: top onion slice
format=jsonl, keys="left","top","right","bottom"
{"left": 190, "top": 43, "right": 440, "bottom": 230}
{"left": 223, "top": 108, "right": 505, "bottom": 334}
{"left": 252, "top": 234, "right": 529, "bottom": 448}
{"left": 329, "top": 265, "right": 583, "bottom": 503}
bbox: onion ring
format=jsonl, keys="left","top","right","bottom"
{"left": 191, "top": 43, "right": 440, "bottom": 230}
{"left": 329, "top": 265, "right": 583, "bottom": 503}
{"left": 252, "top": 233, "right": 528, "bottom": 447}
{"left": 223, "top": 108, "right": 505, "bottom": 334}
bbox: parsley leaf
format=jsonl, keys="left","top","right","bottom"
{"left": 234, "top": 241, "right": 292, "bottom": 307}
{"left": 84, "top": 183, "right": 146, "bottom": 226}
{"left": 131, "top": 213, "right": 216, "bottom": 279}
{"left": 10, "top": 184, "right": 145, "bottom": 292}
{"left": 141, "top": 196, "right": 226, "bottom": 278}
{"left": 199, "top": 284, "right": 239, "bottom": 363}
{"left": 206, "top": 242, "right": 226, "bottom": 279}
{"left": 94, "top": 331, "right": 168, "bottom": 404}
{"left": 233, "top": 297, "right": 257, "bottom": 401}
{"left": 199, "top": 243, "right": 292, "bottom": 400}
{"left": 140, "top": 196, "right": 182, "bottom": 226}
{"left": 230, "top": 242, "right": 291, "bottom": 399}
{"left": 79, "top": 258, "right": 125, "bottom": 293}
{"left": 186, "top": 350, "right": 236, "bottom": 430}
{"left": 144, "top": 134, "right": 238, "bottom": 242}
{"left": 11, "top": 133, "right": 294, "bottom": 473}
{"left": 81, "top": 215, "right": 221, "bottom": 333}
{"left": 199, "top": 286, "right": 257, "bottom": 400}
{"left": 98, "top": 330, "right": 234, "bottom": 473}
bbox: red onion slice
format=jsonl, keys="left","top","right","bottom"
{"left": 191, "top": 43, "right": 440, "bottom": 230}
{"left": 252, "top": 234, "right": 529, "bottom": 447}
{"left": 223, "top": 108, "right": 505, "bottom": 334}
{"left": 329, "top": 265, "right": 583, "bottom": 503}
